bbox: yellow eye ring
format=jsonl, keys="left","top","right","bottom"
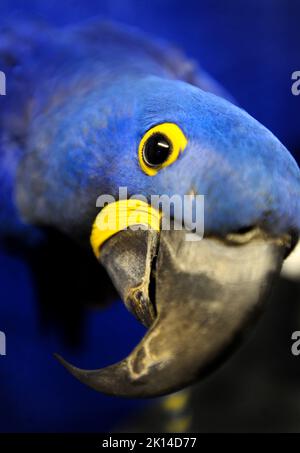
{"left": 138, "top": 123, "right": 187, "bottom": 176}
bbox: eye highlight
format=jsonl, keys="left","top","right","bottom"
{"left": 138, "top": 123, "right": 187, "bottom": 176}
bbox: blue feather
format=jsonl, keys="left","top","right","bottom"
{"left": 1, "top": 19, "right": 299, "bottom": 242}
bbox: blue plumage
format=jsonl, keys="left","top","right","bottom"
{"left": 0, "top": 15, "right": 300, "bottom": 429}
{"left": 1, "top": 19, "right": 299, "bottom": 246}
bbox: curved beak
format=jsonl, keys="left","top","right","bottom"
{"left": 56, "top": 226, "right": 289, "bottom": 397}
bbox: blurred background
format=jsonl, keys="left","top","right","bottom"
{"left": 0, "top": 0, "right": 300, "bottom": 433}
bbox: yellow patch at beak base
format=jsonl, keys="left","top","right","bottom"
{"left": 90, "top": 199, "right": 161, "bottom": 258}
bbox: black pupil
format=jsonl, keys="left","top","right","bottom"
{"left": 143, "top": 133, "right": 172, "bottom": 167}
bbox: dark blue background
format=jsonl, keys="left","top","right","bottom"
{"left": 0, "top": 0, "right": 299, "bottom": 432}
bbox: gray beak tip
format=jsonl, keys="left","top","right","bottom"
{"left": 54, "top": 354, "right": 82, "bottom": 380}
{"left": 54, "top": 353, "right": 99, "bottom": 391}
{"left": 54, "top": 353, "right": 73, "bottom": 373}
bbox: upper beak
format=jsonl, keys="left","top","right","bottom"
{"left": 56, "top": 221, "right": 290, "bottom": 397}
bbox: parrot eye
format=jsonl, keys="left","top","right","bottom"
{"left": 142, "top": 133, "right": 172, "bottom": 168}
{"left": 138, "top": 123, "right": 187, "bottom": 176}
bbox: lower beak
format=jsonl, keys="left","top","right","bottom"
{"left": 56, "top": 222, "right": 290, "bottom": 397}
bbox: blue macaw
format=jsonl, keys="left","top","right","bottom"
{"left": 1, "top": 18, "right": 300, "bottom": 398}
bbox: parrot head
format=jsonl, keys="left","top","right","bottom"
{"left": 17, "top": 75, "right": 300, "bottom": 397}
